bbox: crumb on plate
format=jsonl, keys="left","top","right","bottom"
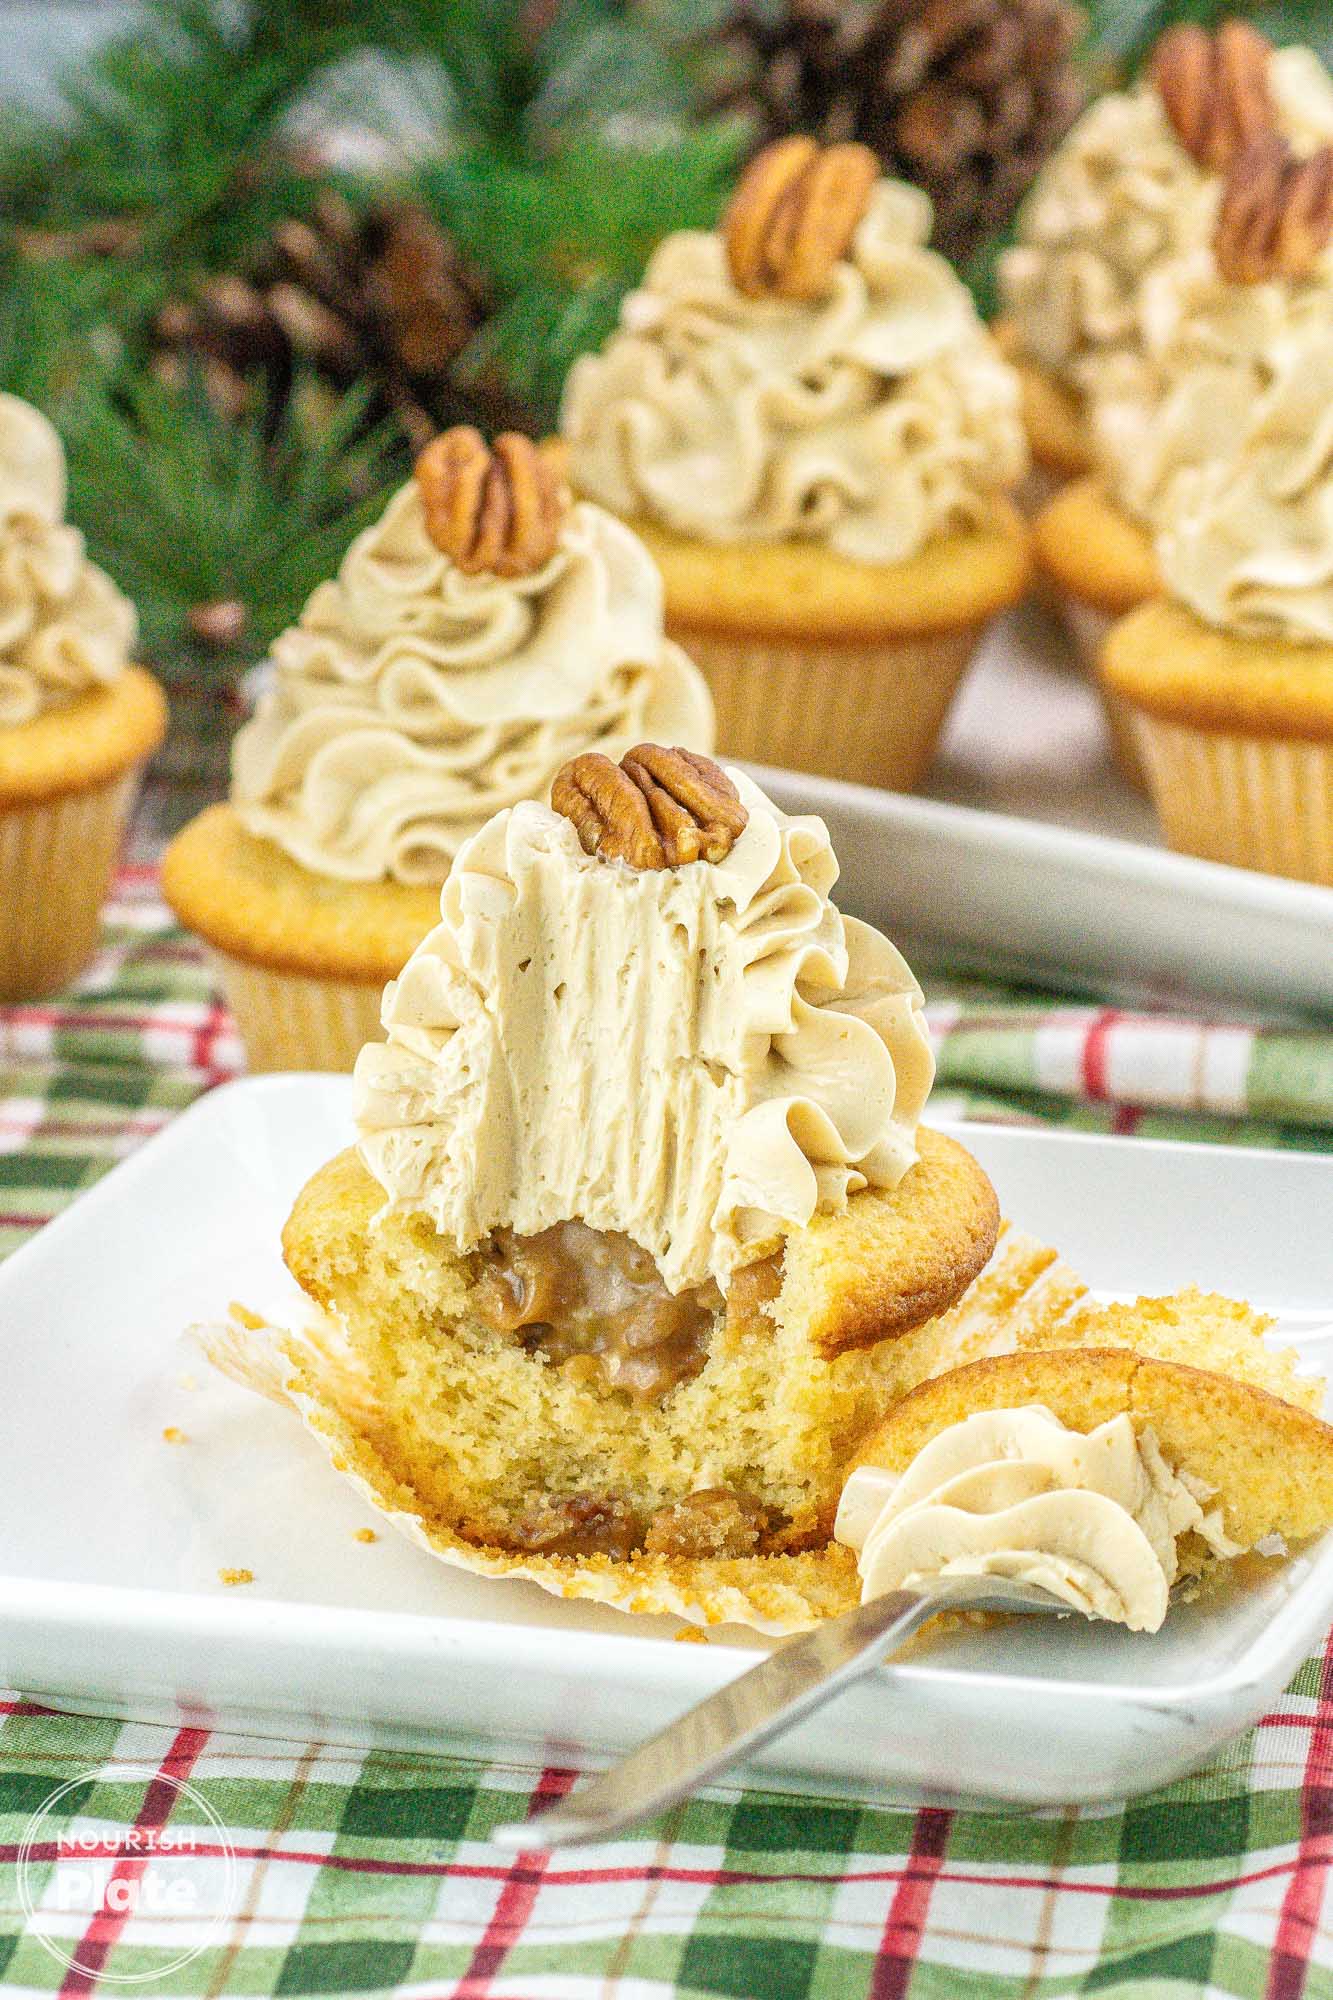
{"left": 353, "top": 1528, "right": 378, "bottom": 1544}
{"left": 675, "top": 1627, "right": 709, "bottom": 1644}
{"left": 162, "top": 1426, "right": 188, "bottom": 1445}
{"left": 219, "top": 1567, "right": 254, "bottom": 1587}
{"left": 229, "top": 1301, "right": 267, "bottom": 1330}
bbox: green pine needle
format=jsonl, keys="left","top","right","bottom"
{"left": 60, "top": 374, "right": 407, "bottom": 683}
{"left": 420, "top": 121, "right": 747, "bottom": 426}
{"left": 0, "top": 0, "right": 352, "bottom": 278}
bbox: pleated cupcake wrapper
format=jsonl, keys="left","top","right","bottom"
{"left": 210, "top": 951, "right": 385, "bottom": 1074}
{"left": 1059, "top": 595, "right": 1151, "bottom": 794}
{"left": 1131, "top": 716, "right": 1333, "bottom": 886}
{"left": 194, "top": 1225, "right": 1079, "bottom": 1636}
{"left": 0, "top": 769, "right": 140, "bottom": 1003}
{"left": 670, "top": 622, "right": 983, "bottom": 793}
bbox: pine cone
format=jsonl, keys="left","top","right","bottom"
{"left": 152, "top": 190, "right": 530, "bottom": 447}
{"left": 699, "top": 0, "right": 1089, "bottom": 266}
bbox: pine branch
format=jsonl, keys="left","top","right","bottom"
{"left": 419, "top": 121, "right": 746, "bottom": 426}
{"left": 0, "top": 250, "right": 125, "bottom": 411}
{"left": 0, "top": 0, "right": 353, "bottom": 282}
{"left": 60, "top": 373, "right": 407, "bottom": 684}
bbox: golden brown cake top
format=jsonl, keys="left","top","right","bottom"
{"left": 353, "top": 763, "right": 935, "bottom": 1294}
{"left": 0, "top": 393, "right": 137, "bottom": 732}
{"left": 560, "top": 157, "right": 1025, "bottom": 565}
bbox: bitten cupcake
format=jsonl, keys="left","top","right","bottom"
{"left": 1000, "top": 21, "right": 1333, "bottom": 505}
{"left": 163, "top": 430, "right": 712, "bottom": 1070}
{"left": 0, "top": 394, "right": 166, "bottom": 1001}
{"left": 561, "top": 137, "right": 1030, "bottom": 792}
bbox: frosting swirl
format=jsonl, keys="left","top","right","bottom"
{"left": 231, "top": 489, "right": 712, "bottom": 883}
{"left": 561, "top": 180, "right": 1025, "bottom": 564}
{"left": 0, "top": 394, "right": 136, "bottom": 729}
{"left": 1154, "top": 317, "right": 1333, "bottom": 640}
{"left": 353, "top": 770, "right": 934, "bottom": 1294}
{"left": 999, "top": 49, "right": 1333, "bottom": 407}
{"left": 1092, "top": 245, "right": 1333, "bottom": 527}
{"left": 835, "top": 1406, "right": 1238, "bottom": 1632}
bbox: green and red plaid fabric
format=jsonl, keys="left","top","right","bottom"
{"left": 3, "top": 858, "right": 1333, "bottom": 1998}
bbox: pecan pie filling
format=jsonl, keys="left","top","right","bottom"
{"left": 474, "top": 1219, "right": 724, "bottom": 1403}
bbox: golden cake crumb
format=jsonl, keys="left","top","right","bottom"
{"left": 229, "top": 1301, "right": 267, "bottom": 1331}
{"left": 353, "top": 1528, "right": 378, "bottom": 1544}
{"left": 218, "top": 1567, "right": 254, "bottom": 1587}
{"left": 674, "top": 1627, "right": 709, "bottom": 1644}
{"left": 161, "top": 1426, "right": 188, "bottom": 1445}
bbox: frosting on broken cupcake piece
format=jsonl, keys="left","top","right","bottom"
{"left": 353, "top": 761, "right": 934, "bottom": 1293}
{"left": 0, "top": 394, "right": 137, "bottom": 730}
{"left": 835, "top": 1405, "right": 1238, "bottom": 1632}
{"left": 230, "top": 431, "right": 712, "bottom": 885}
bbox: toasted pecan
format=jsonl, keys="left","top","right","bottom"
{"left": 723, "top": 136, "right": 879, "bottom": 300}
{"left": 1215, "top": 135, "right": 1333, "bottom": 282}
{"left": 1151, "top": 19, "right": 1275, "bottom": 173}
{"left": 552, "top": 744, "right": 748, "bottom": 869}
{"left": 415, "top": 426, "right": 567, "bottom": 576}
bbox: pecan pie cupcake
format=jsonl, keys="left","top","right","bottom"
{"left": 1000, "top": 22, "right": 1333, "bottom": 507}
{"left": 561, "top": 138, "right": 1030, "bottom": 792}
{"left": 1019, "top": 26, "right": 1333, "bottom": 785}
{"left": 0, "top": 394, "right": 166, "bottom": 1000}
{"left": 205, "top": 747, "right": 1010, "bottom": 1628}
{"left": 203, "top": 810, "right": 1333, "bottom": 1634}
{"left": 1101, "top": 141, "right": 1333, "bottom": 880}
{"left": 163, "top": 431, "right": 712, "bottom": 1071}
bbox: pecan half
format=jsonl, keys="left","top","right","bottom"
{"left": 552, "top": 744, "right": 749, "bottom": 869}
{"left": 1214, "top": 136, "right": 1333, "bottom": 283}
{"left": 1151, "top": 20, "right": 1274, "bottom": 174}
{"left": 414, "top": 426, "right": 567, "bottom": 576}
{"left": 723, "top": 136, "right": 880, "bottom": 300}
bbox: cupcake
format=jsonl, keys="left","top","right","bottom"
{"left": 202, "top": 790, "right": 1333, "bottom": 1631}
{"left": 1018, "top": 27, "right": 1333, "bottom": 785}
{"left": 0, "top": 394, "right": 166, "bottom": 1001}
{"left": 164, "top": 431, "right": 713, "bottom": 1072}
{"left": 561, "top": 137, "right": 1030, "bottom": 792}
{"left": 999, "top": 21, "right": 1333, "bottom": 505}
{"left": 204, "top": 747, "right": 1007, "bottom": 1629}
{"left": 1102, "top": 145, "right": 1333, "bottom": 882}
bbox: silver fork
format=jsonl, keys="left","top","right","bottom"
{"left": 493, "top": 1574, "right": 1070, "bottom": 1849}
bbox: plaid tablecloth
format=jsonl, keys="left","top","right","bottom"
{"left": 2, "top": 860, "right": 1333, "bottom": 1999}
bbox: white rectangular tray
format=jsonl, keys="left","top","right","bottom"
{"left": 1, "top": 1075, "right": 1331, "bottom": 1807}
{"left": 756, "top": 764, "right": 1333, "bottom": 1021}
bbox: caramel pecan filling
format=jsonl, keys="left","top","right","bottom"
{"left": 474, "top": 1218, "right": 725, "bottom": 1403}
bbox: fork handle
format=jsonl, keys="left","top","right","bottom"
{"left": 492, "top": 1589, "right": 932, "bottom": 1850}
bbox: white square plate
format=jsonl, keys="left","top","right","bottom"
{"left": 1, "top": 1075, "right": 1331, "bottom": 1808}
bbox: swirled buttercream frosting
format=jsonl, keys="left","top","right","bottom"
{"left": 560, "top": 180, "right": 1025, "bottom": 563}
{"left": 353, "top": 770, "right": 935, "bottom": 1293}
{"left": 230, "top": 489, "right": 712, "bottom": 884}
{"left": 1092, "top": 244, "right": 1333, "bottom": 527}
{"left": 0, "top": 393, "right": 136, "bottom": 730}
{"left": 999, "top": 49, "right": 1333, "bottom": 406}
{"left": 1154, "top": 320, "right": 1333, "bottom": 641}
{"left": 835, "top": 1406, "right": 1238, "bottom": 1632}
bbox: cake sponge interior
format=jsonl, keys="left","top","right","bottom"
{"left": 280, "top": 1128, "right": 1000, "bottom": 1557}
